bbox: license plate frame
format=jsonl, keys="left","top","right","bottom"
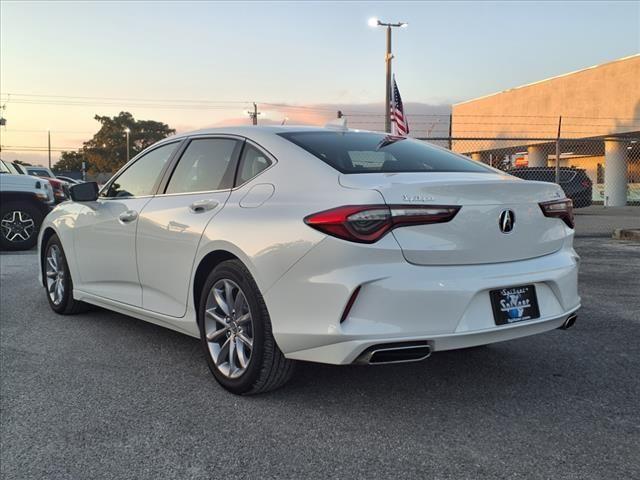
{"left": 490, "top": 284, "right": 540, "bottom": 325}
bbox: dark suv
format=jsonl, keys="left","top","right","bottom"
{"left": 508, "top": 167, "right": 593, "bottom": 208}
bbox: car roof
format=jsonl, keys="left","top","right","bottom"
{"left": 510, "top": 167, "right": 585, "bottom": 171}
{"left": 174, "top": 125, "right": 336, "bottom": 138}
{"left": 167, "top": 125, "right": 377, "bottom": 142}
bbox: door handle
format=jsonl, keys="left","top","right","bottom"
{"left": 189, "top": 199, "right": 219, "bottom": 213}
{"left": 118, "top": 210, "right": 138, "bottom": 223}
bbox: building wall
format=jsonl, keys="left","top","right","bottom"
{"left": 452, "top": 55, "right": 640, "bottom": 142}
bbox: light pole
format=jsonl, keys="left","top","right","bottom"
{"left": 368, "top": 18, "right": 407, "bottom": 133}
{"left": 47, "top": 129, "right": 51, "bottom": 169}
{"left": 124, "top": 128, "right": 130, "bottom": 162}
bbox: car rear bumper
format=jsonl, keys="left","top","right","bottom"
{"left": 265, "top": 235, "right": 580, "bottom": 365}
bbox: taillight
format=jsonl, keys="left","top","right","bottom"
{"left": 539, "top": 198, "right": 574, "bottom": 228}
{"left": 304, "top": 205, "right": 460, "bottom": 243}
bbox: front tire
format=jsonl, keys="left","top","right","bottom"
{"left": 0, "top": 202, "right": 43, "bottom": 250}
{"left": 44, "top": 235, "right": 89, "bottom": 314}
{"left": 199, "top": 259, "right": 295, "bottom": 395}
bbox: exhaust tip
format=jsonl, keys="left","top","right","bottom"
{"left": 355, "top": 341, "right": 432, "bottom": 365}
{"left": 558, "top": 313, "right": 577, "bottom": 330}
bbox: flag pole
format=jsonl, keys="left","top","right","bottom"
{"left": 385, "top": 25, "right": 392, "bottom": 133}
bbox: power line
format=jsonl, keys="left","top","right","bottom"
{"left": 1, "top": 129, "right": 96, "bottom": 134}
{"left": 0, "top": 93, "right": 374, "bottom": 115}
{"left": 1, "top": 92, "right": 251, "bottom": 104}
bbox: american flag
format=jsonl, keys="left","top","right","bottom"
{"left": 390, "top": 75, "right": 409, "bottom": 136}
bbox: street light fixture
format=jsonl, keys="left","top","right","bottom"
{"left": 368, "top": 18, "right": 408, "bottom": 133}
{"left": 124, "top": 128, "right": 131, "bottom": 162}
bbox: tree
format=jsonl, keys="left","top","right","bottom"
{"left": 53, "top": 151, "right": 84, "bottom": 173}
{"left": 58, "top": 112, "right": 175, "bottom": 174}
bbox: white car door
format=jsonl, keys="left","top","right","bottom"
{"left": 136, "top": 136, "right": 244, "bottom": 317}
{"left": 73, "top": 141, "right": 181, "bottom": 307}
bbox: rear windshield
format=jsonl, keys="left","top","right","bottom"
{"left": 510, "top": 169, "right": 577, "bottom": 183}
{"left": 279, "top": 131, "right": 491, "bottom": 174}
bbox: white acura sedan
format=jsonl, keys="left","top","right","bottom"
{"left": 39, "top": 126, "right": 580, "bottom": 394}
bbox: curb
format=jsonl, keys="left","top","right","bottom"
{"left": 612, "top": 229, "right": 640, "bottom": 241}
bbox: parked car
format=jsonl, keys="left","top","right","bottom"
{"left": 0, "top": 160, "right": 54, "bottom": 250}
{"left": 508, "top": 167, "right": 593, "bottom": 208}
{"left": 38, "top": 127, "right": 580, "bottom": 394}
{"left": 56, "top": 176, "right": 83, "bottom": 185}
{"left": 17, "top": 165, "right": 69, "bottom": 203}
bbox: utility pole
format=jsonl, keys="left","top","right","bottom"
{"left": 555, "top": 116, "right": 562, "bottom": 184}
{"left": 248, "top": 103, "right": 260, "bottom": 125}
{"left": 369, "top": 18, "right": 407, "bottom": 133}
{"left": 47, "top": 130, "right": 51, "bottom": 169}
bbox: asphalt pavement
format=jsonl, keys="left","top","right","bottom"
{"left": 1, "top": 235, "right": 639, "bottom": 479}
{"left": 574, "top": 205, "right": 639, "bottom": 237}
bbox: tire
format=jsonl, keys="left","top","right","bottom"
{"left": 0, "top": 202, "right": 43, "bottom": 251}
{"left": 199, "top": 259, "right": 295, "bottom": 395}
{"left": 43, "top": 234, "right": 89, "bottom": 315}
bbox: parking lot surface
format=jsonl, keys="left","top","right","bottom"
{"left": 1, "top": 235, "right": 639, "bottom": 479}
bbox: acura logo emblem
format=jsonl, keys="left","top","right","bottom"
{"left": 499, "top": 210, "right": 515, "bottom": 233}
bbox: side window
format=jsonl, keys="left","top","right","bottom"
{"left": 105, "top": 142, "right": 177, "bottom": 198}
{"left": 30, "top": 169, "right": 52, "bottom": 178}
{"left": 166, "top": 138, "right": 239, "bottom": 194}
{"left": 237, "top": 144, "right": 271, "bottom": 185}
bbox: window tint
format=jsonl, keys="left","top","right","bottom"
{"left": 166, "top": 138, "right": 239, "bottom": 194}
{"left": 29, "top": 169, "right": 52, "bottom": 177}
{"left": 279, "top": 131, "right": 491, "bottom": 174}
{"left": 237, "top": 144, "right": 271, "bottom": 185}
{"left": 559, "top": 170, "right": 576, "bottom": 183}
{"left": 509, "top": 170, "right": 533, "bottom": 180}
{"left": 106, "top": 142, "right": 177, "bottom": 198}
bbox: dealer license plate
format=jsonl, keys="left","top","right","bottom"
{"left": 490, "top": 284, "right": 540, "bottom": 325}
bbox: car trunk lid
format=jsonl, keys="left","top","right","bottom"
{"left": 339, "top": 172, "right": 569, "bottom": 265}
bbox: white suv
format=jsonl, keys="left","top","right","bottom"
{"left": 0, "top": 160, "right": 54, "bottom": 250}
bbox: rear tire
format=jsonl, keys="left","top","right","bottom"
{"left": 43, "top": 234, "right": 89, "bottom": 314}
{"left": 199, "top": 259, "right": 295, "bottom": 395}
{"left": 0, "top": 202, "right": 43, "bottom": 251}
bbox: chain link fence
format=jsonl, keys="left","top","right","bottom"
{"left": 414, "top": 137, "right": 639, "bottom": 206}
{"left": 342, "top": 112, "right": 640, "bottom": 207}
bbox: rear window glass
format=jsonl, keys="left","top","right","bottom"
{"left": 509, "top": 169, "right": 576, "bottom": 183}
{"left": 279, "top": 131, "right": 491, "bottom": 174}
{"left": 28, "top": 169, "right": 52, "bottom": 177}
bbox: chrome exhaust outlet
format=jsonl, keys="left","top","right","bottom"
{"left": 558, "top": 313, "right": 578, "bottom": 330}
{"left": 355, "top": 342, "right": 432, "bottom": 365}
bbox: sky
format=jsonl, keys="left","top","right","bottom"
{"left": 1, "top": 0, "right": 639, "bottom": 166}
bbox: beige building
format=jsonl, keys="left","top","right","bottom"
{"left": 451, "top": 54, "right": 640, "bottom": 205}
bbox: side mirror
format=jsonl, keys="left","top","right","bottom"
{"left": 69, "top": 181, "right": 99, "bottom": 202}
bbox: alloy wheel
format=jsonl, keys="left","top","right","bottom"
{"left": 45, "top": 244, "right": 65, "bottom": 305}
{"left": 204, "top": 279, "right": 254, "bottom": 379}
{"left": 1, "top": 210, "right": 35, "bottom": 243}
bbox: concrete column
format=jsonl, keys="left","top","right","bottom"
{"left": 604, "top": 138, "right": 628, "bottom": 207}
{"left": 527, "top": 145, "right": 548, "bottom": 167}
